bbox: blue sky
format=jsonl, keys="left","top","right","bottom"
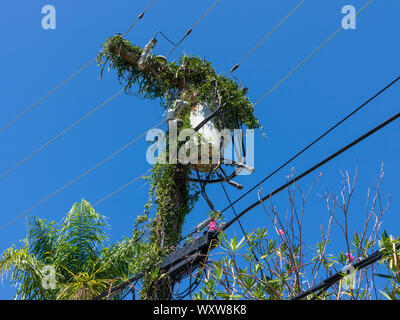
{"left": 0, "top": 0, "right": 399, "bottom": 299}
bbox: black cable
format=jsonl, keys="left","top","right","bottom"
{"left": 220, "top": 112, "right": 400, "bottom": 233}
{"left": 97, "top": 86, "right": 227, "bottom": 301}
{"left": 220, "top": 76, "right": 400, "bottom": 215}
{"left": 154, "top": 31, "right": 177, "bottom": 46}
{"left": 97, "top": 106, "right": 396, "bottom": 300}
{"left": 179, "top": 76, "right": 400, "bottom": 243}
{"left": 119, "top": 287, "right": 133, "bottom": 300}
{"left": 92, "top": 274, "right": 143, "bottom": 300}
{"left": 218, "top": 173, "right": 266, "bottom": 280}
{"left": 95, "top": 81, "right": 400, "bottom": 301}
{"left": 292, "top": 248, "right": 386, "bottom": 300}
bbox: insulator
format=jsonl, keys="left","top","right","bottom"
{"left": 227, "top": 180, "right": 243, "bottom": 189}
{"left": 195, "top": 217, "right": 212, "bottom": 233}
{"left": 156, "top": 55, "right": 167, "bottom": 62}
{"left": 138, "top": 38, "right": 157, "bottom": 70}
{"left": 173, "top": 99, "right": 189, "bottom": 113}
{"left": 166, "top": 109, "right": 176, "bottom": 122}
{"left": 341, "top": 264, "right": 356, "bottom": 290}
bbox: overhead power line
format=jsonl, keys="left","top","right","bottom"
{"left": 0, "top": 89, "right": 124, "bottom": 181}
{"left": 253, "top": 0, "right": 375, "bottom": 107}
{"left": 166, "top": 0, "right": 220, "bottom": 58}
{"left": 93, "top": 274, "right": 144, "bottom": 300}
{"left": 292, "top": 244, "right": 393, "bottom": 299}
{"left": 93, "top": 168, "right": 152, "bottom": 206}
{"left": 221, "top": 112, "right": 400, "bottom": 233}
{"left": 0, "top": 0, "right": 156, "bottom": 134}
{"left": 0, "top": 58, "right": 97, "bottom": 134}
{"left": 122, "top": 0, "right": 156, "bottom": 37}
{"left": 227, "top": 0, "right": 306, "bottom": 76}
{"left": 0, "top": 119, "right": 166, "bottom": 231}
{"left": 220, "top": 75, "right": 400, "bottom": 214}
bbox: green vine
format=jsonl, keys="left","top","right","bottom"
{"left": 145, "top": 163, "right": 199, "bottom": 247}
{"left": 97, "top": 34, "right": 260, "bottom": 298}
{"left": 96, "top": 34, "right": 260, "bottom": 130}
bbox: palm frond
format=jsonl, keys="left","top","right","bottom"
{"left": 0, "top": 243, "right": 53, "bottom": 299}
{"left": 25, "top": 216, "right": 57, "bottom": 264}
{"left": 56, "top": 200, "right": 108, "bottom": 273}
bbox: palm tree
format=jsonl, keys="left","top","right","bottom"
{"left": 0, "top": 199, "right": 148, "bottom": 300}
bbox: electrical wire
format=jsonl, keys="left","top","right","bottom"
{"left": 93, "top": 274, "right": 144, "bottom": 300}
{"left": 93, "top": 168, "right": 152, "bottom": 206}
{"left": 218, "top": 178, "right": 267, "bottom": 281}
{"left": 118, "top": 275, "right": 142, "bottom": 300}
{"left": 0, "top": 58, "right": 97, "bottom": 134}
{"left": 253, "top": 0, "right": 375, "bottom": 107}
{"left": 0, "top": 89, "right": 124, "bottom": 181}
{"left": 119, "top": 287, "right": 134, "bottom": 300}
{"left": 226, "top": 0, "right": 306, "bottom": 76}
{"left": 153, "top": 31, "right": 177, "bottom": 47}
{"left": 220, "top": 75, "right": 400, "bottom": 215}
{"left": 220, "top": 112, "right": 400, "bottom": 233}
{"left": 166, "top": 0, "right": 220, "bottom": 58}
{"left": 0, "top": 119, "right": 166, "bottom": 231}
{"left": 172, "top": 74, "right": 400, "bottom": 247}
{"left": 291, "top": 246, "right": 390, "bottom": 300}
{"left": 91, "top": 107, "right": 399, "bottom": 300}
{"left": 0, "top": 0, "right": 156, "bottom": 134}
{"left": 122, "top": 0, "right": 156, "bottom": 37}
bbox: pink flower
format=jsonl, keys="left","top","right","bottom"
{"left": 346, "top": 252, "right": 355, "bottom": 263}
{"left": 209, "top": 220, "right": 217, "bottom": 231}
{"left": 278, "top": 229, "right": 284, "bottom": 236}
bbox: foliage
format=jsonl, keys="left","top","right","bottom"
{"left": 96, "top": 34, "right": 260, "bottom": 130}
{"left": 145, "top": 163, "right": 200, "bottom": 248}
{"left": 96, "top": 34, "right": 262, "bottom": 298}
{"left": 191, "top": 163, "right": 400, "bottom": 300}
{"left": 0, "top": 200, "right": 152, "bottom": 300}
{"left": 378, "top": 233, "right": 400, "bottom": 299}
{"left": 194, "top": 229, "right": 400, "bottom": 300}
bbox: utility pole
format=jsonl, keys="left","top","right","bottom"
{"left": 109, "top": 38, "right": 195, "bottom": 299}
{"left": 97, "top": 34, "right": 259, "bottom": 299}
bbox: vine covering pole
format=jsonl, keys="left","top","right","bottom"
{"left": 97, "top": 34, "right": 259, "bottom": 299}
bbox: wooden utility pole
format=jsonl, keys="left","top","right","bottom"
{"left": 98, "top": 34, "right": 259, "bottom": 299}
{"left": 112, "top": 43, "right": 191, "bottom": 299}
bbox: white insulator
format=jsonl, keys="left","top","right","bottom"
{"left": 341, "top": 264, "right": 356, "bottom": 290}
{"left": 189, "top": 103, "right": 226, "bottom": 150}
{"left": 138, "top": 38, "right": 157, "bottom": 70}
{"left": 173, "top": 99, "right": 189, "bottom": 113}
{"left": 188, "top": 102, "right": 226, "bottom": 172}
{"left": 195, "top": 217, "right": 212, "bottom": 233}
{"left": 156, "top": 55, "right": 167, "bottom": 62}
{"left": 166, "top": 109, "right": 176, "bottom": 122}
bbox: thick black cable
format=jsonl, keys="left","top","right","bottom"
{"left": 221, "top": 76, "right": 400, "bottom": 215}
{"left": 178, "top": 76, "right": 400, "bottom": 252}
{"left": 95, "top": 106, "right": 397, "bottom": 300}
{"left": 96, "top": 83, "right": 399, "bottom": 301}
{"left": 119, "top": 286, "right": 134, "bottom": 300}
{"left": 105, "top": 112, "right": 400, "bottom": 300}
{"left": 218, "top": 178, "right": 268, "bottom": 281}
{"left": 220, "top": 112, "right": 400, "bottom": 233}
{"left": 292, "top": 248, "right": 386, "bottom": 300}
